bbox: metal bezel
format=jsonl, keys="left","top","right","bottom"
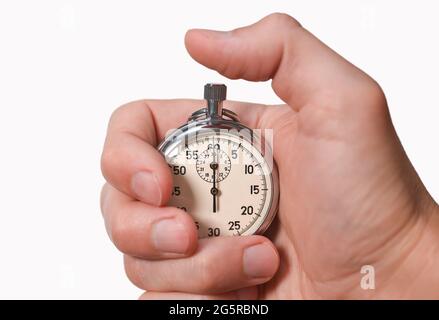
{"left": 157, "top": 114, "right": 279, "bottom": 237}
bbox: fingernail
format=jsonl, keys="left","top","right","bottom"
{"left": 131, "top": 171, "right": 162, "bottom": 206}
{"left": 243, "top": 243, "right": 278, "bottom": 278}
{"left": 152, "top": 218, "right": 189, "bottom": 254}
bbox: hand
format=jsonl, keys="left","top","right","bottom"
{"left": 100, "top": 13, "right": 439, "bottom": 299}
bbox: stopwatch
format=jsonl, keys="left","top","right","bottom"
{"left": 158, "top": 84, "right": 279, "bottom": 238}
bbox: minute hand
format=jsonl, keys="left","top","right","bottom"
{"left": 210, "top": 151, "right": 219, "bottom": 213}
{"left": 212, "top": 165, "right": 217, "bottom": 212}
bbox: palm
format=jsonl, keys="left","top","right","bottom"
{"left": 146, "top": 93, "right": 419, "bottom": 299}
{"left": 254, "top": 99, "right": 421, "bottom": 299}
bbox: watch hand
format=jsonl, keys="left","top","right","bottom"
{"left": 212, "top": 165, "right": 217, "bottom": 212}
{"left": 210, "top": 151, "right": 219, "bottom": 213}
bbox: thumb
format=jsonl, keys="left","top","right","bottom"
{"left": 185, "top": 13, "right": 382, "bottom": 112}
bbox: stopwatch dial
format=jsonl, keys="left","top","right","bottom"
{"left": 166, "top": 134, "right": 274, "bottom": 238}
{"left": 195, "top": 147, "right": 231, "bottom": 183}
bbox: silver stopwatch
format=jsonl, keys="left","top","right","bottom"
{"left": 158, "top": 84, "right": 279, "bottom": 238}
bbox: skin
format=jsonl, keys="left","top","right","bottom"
{"left": 100, "top": 13, "right": 439, "bottom": 299}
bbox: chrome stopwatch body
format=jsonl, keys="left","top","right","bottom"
{"left": 158, "top": 84, "right": 279, "bottom": 238}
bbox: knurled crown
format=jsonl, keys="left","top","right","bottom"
{"left": 204, "top": 83, "right": 227, "bottom": 101}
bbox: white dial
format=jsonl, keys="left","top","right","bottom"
{"left": 165, "top": 132, "right": 275, "bottom": 238}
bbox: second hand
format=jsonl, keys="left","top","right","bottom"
{"left": 210, "top": 150, "right": 219, "bottom": 213}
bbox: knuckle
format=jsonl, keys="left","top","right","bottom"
{"left": 367, "top": 81, "right": 386, "bottom": 105}
{"left": 108, "top": 102, "right": 136, "bottom": 125}
{"left": 101, "top": 100, "right": 154, "bottom": 179}
{"left": 109, "top": 100, "right": 154, "bottom": 127}
{"left": 218, "top": 57, "right": 245, "bottom": 80}
{"left": 100, "top": 145, "right": 119, "bottom": 179}
{"left": 356, "top": 79, "right": 388, "bottom": 116}
{"left": 265, "top": 12, "right": 301, "bottom": 29}
{"left": 124, "top": 255, "right": 147, "bottom": 290}
{"left": 197, "top": 255, "right": 224, "bottom": 293}
{"left": 110, "top": 214, "right": 131, "bottom": 253}
{"left": 99, "top": 183, "right": 110, "bottom": 213}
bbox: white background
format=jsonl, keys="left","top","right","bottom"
{"left": 0, "top": 0, "right": 438, "bottom": 299}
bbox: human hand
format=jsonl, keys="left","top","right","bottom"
{"left": 100, "top": 13, "right": 439, "bottom": 299}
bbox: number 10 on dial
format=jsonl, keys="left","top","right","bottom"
{"left": 158, "top": 84, "right": 279, "bottom": 238}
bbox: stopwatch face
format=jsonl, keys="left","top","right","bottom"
{"left": 161, "top": 130, "right": 277, "bottom": 238}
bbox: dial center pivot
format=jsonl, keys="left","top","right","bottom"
{"left": 196, "top": 148, "right": 231, "bottom": 183}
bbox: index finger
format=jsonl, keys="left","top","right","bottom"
{"left": 101, "top": 99, "right": 276, "bottom": 204}
{"left": 185, "top": 13, "right": 383, "bottom": 112}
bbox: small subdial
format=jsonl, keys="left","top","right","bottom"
{"left": 196, "top": 148, "right": 231, "bottom": 183}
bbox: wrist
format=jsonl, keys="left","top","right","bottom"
{"left": 376, "top": 196, "right": 439, "bottom": 299}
